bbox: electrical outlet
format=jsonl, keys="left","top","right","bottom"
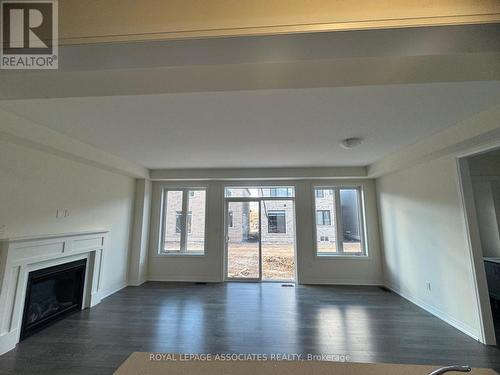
{"left": 56, "top": 209, "right": 65, "bottom": 218}
{"left": 64, "top": 209, "right": 70, "bottom": 217}
{"left": 425, "top": 282, "right": 431, "bottom": 292}
{"left": 0, "top": 225, "right": 5, "bottom": 237}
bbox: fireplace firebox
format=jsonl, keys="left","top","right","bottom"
{"left": 20, "top": 259, "right": 87, "bottom": 340}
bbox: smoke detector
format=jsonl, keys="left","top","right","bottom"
{"left": 340, "top": 137, "right": 363, "bottom": 149}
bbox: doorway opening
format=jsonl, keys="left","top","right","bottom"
{"left": 224, "top": 187, "right": 296, "bottom": 282}
{"left": 459, "top": 147, "right": 500, "bottom": 345}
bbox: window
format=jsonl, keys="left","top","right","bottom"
{"left": 161, "top": 188, "right": 206, "bottom": 254}
{"left": 224, "top": 187, "right": 294, "bottom": 198}
{"left": 175, "top": 211, "right": 192, "bottom": 233}
{"left": 314, "top": 187, "right": 366, "bottom": 256}
{"left": 268, "top": 210, "right": 286, "bottom": 233}
{"left": 186, "top": 190, "right": 206, "bottom": 252}
{"left": 228, "top": 211, "right": 234, "bottom": 228}
{"left": 316, "top": 210, "right": 331, "bottom": 226}
{"left": 270, "top": 187, "right": 293, "bottom": 197}
{"left": 340, "top": 189, "right": 363, "bottom": 254}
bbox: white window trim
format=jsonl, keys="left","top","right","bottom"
{"left": 312, "top": 185, "right": 368, "bottom": 258}
{"left": 158, "top": 187, "right": 208, "bottom": 256}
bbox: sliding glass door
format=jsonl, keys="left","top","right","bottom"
{"left": 226, "top": 200, "right": 261, "bottom": 280}
{"left": 224, "top": 187, "right": 296, "bottom": 282}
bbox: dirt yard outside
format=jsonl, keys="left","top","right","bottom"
{"left": 227, "top": 241, "right": 362, "bottom": 280}
{"left": 227, "top": 243, "right": 295, "bottom": 280}
{"left": 165, "top": 241, "right": 362, "bottom": 281}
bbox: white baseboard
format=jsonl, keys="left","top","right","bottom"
{"left": 0, "top": 329, "right": 19, "bottom": 356}
{"left": 300, "top": 278, "right": 384, "bottom": 286}
{"left": 128, "top": 278, "right": 147, "bottom": 287}
{"left": 386, "top": 283, "right": 480, "bottom": 341}
{"left": 99, "top": 280, "right": 128, "bottom": 300}
{"left": 147, "top": 276, "right": 382, "bottom": 285}
{"left": 148, "top": 275, "right": 222, "bottom": 283}
{"left": 90, "top": 291, "right": 102, "bottom": 308}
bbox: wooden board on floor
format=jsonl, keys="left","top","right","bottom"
{"left": 114, "top": 352, "right": 498, "bottom": 375}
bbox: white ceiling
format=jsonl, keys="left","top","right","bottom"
{"left": 1, "top": 81, "right": 499, "bottom": 169}
{"left": 1, "top": 25, "right": 499, "bottom": 101}
{"left": 1, "top": 25, "right": 499, "bottom": 170}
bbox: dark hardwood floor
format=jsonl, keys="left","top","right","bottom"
{"left": 1, "top": 282, "right": 500, "bottom": 374}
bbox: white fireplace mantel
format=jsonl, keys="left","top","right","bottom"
{"left": 0, "top": 230, "right": 108, "bottom": 355}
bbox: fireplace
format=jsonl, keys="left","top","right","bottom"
{"left": 20, "top": 259, "right": 87, "bottom": 340}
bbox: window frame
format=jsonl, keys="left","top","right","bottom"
{"left": 267, "top": 210, "right": 287, "bottom": 234}
{"left": 159, "top": 187, "right": 208, "bottom": 256}
{"left": 312, "top": 185, "right": 368, "bottom": 258}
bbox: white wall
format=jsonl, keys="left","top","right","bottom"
{"left": 148, "top": 179, "right": 383, "bottom": 285}
{"left": 128, "top": 179, "right": 152, "bottom": 285}
{"left": 376, "top": 155, "right": 481, "bottom": 338}
{"left": 0, "top": 139, "right": 136, "bottom": 297}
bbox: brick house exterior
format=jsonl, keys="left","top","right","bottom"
{"left": 227, "top": 200, "right": 297, "bottom": 244}
{"left": 314, "top": 189, "right": 337, "bottom": 246}
{"left": 163, "top": 187, "right": 358, "bottom": 250}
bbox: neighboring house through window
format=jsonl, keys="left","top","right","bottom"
{"left": 270, "top": 187, "right": 293, "bottom": 197}
{"left": 316, "top": 210, "right": 331, "bottom": 226}
{"left": 313, "top": 186, "right": 366, "bottom": 256}
{"left": 268, "top": 210, "right": 286, "bottom": 233}
{"left": 161, "top": 188, "right": 206, "bottom": 254}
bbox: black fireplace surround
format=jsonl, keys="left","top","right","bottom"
{"left": 20, "top": 259, "right": 87, "bottom": 340}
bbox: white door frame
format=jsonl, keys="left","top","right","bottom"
{"left": 224, "top": 196, "right": 296, "bottom": 282}
{"left": 456, "top": 143, "right": 500, "bottom": 345}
